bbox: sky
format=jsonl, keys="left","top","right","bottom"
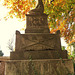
{"left": 0, "top": 0, "right": 26, "bottom": 56}
{"left": 0, "top": 0, "right": 67, "bottom": 56}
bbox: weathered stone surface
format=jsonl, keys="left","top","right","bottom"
{"left": 10, "top": 0, "right": 67, "bottom": 61}
{"left": 11, "top": 29, "right": 66, "bottom": 60}
{"left": 5, "top": 59, "right": 74, "bottom": 75}
{"left": 0, "top": 57, "right": 10, "bottom": 75}
{"left": 15, "top": 32, "right": 61, "bottom": 52}
{"left": 26, "top": 14, "right": 49, "bottom": 33}
{"left": 6, "top": 0, "right": 74, "bottom": 75}
{"left": 10, "top": 50, "right": 67, "bottom": 60}
{"left": 10, "top": 1, "right": 66, "bottom": 60}
{"left": 0, "top": 61, "right": 5, "bottom": 75}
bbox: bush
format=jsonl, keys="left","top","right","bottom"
{"left": 0, "top": 50, "right": 4, "bottom": 56}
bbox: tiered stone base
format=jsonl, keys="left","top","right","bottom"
{"left": 10, "top": 50, "right": 67, "bottom": 60}
{"left": 5, "top": 59, "right": 74, "bottom": 75}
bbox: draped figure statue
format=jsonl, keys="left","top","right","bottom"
{"left": 29, "top": 0, "right": 44, "bottom": 14}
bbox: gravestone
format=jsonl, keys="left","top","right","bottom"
{"left": 10, "top": 0, "right": 67, "bottom": 60}
{"left": 5, "top": 0, "right": 74, "bottom": 75}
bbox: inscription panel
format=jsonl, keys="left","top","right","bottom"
{"left": 27, "top": 15, "right": 48, "bottom": 27}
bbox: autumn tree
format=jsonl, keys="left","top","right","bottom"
{"left": 43, "top": 0, "right": 75, "bottom": 43}
{"left": 3, "top": 0, "right": 36, "bottom": 20}
{"left": 2, "top": 0, "right": 75, "bottom": 43}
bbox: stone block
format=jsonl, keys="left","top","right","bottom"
{"left": 0, "top": 57, "right": 10, "bottom": 75}
{"left": 15, "top": 33, "right": 61, "bottom": 52}
{"left": 5, "top": 59, "right": 74, "bottom": 75}
{"left": 10, "top": 50, "right": 67, "bottom": 60}
{"left": 0, "top": 61, "right": 5, "bottom": 75}
{"left": 25, "top": 14, "right": 49, "bottom": 33}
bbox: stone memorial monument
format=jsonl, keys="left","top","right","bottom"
{"left": 10, "top": 0, "right": 67, "bottom": 60}
{"left": 5, "top": 0, "right": 74, "bottom": 75}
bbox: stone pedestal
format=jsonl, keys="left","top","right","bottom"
{"left": 10, "top": 13, "right": 67, "bottom": 60}
{"left": 5, "top": 0, "right": 74, "bottom": 74}
{"left": 5, "top": 59, "right": 74, "bottom": 75}
{"left": 10, "top": 50, "right": 67, "bottom": 60}
{"left": 25, "top": 14, "right": 49, "bottom": 33}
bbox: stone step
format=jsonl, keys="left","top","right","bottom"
{"left": 10, "top": 50, "right": 67, "bottom": 60}
{"left": 5, "top": 59, "right": 74, "bottom": 75}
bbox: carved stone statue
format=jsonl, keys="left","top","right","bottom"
{"left": 29, "top": 0, "right": 44, "bottom": 14}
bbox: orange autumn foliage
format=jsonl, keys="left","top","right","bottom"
{"left": 3, "top": 0, "right": 75, "bottom": 44}
{"left": 3, "top": 0, "right": 36, "bottom": 19}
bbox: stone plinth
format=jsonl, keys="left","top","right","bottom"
{"left": 5, "top": 0, "right": 74, "bottom": 75}
{"left": 5, "top": 59, "right": 74, "bottom": 75}
{"left": 15, "top": 33, "right": 61, "bottom": 52}
{"left": 10, "top": 50, "right": 67, "bottom": 60}
{"left": 25, "top": 14, "right": 49, "bottom": 33}
{"left": 10, "top": 30, "right": 67, "bottom": 60}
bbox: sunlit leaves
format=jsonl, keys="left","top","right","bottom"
{"left": 3, "top": 0, "right": 75, "bottom": 43}
{"left": 3, "top": 0, "right": 36, "bottom": 20}
{"left": 43, "top": 0, "right": 75, "bottom": 43}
